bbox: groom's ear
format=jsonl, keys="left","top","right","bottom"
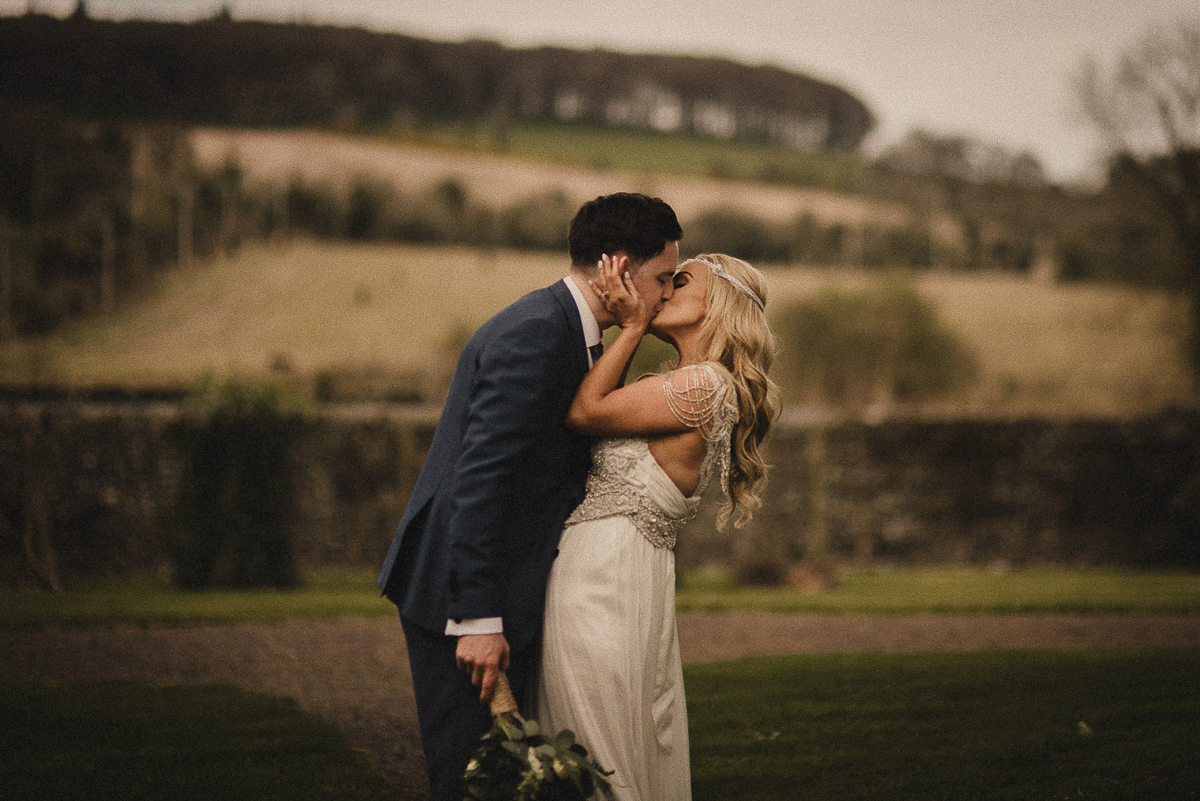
{"left": 611, "top": 250, "right": 638, "bottom": 273}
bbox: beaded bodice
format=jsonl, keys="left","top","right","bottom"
{"left": 564, "top": 363, "right": 737, "bottom": 550}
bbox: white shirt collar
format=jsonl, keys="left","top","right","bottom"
{"left": 563, "top": 276, "right": 601, "bottom": 349}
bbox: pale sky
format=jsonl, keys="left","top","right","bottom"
{"left": 7, "top": 0, "right": 1199, "bottom": 184}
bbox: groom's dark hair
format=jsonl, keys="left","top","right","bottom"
{"left": 568, "top": 193, "right": 682, "bottom": 269}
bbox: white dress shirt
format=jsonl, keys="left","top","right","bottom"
{"left": 445, "top": 276, "right": 598, "bottom": 636}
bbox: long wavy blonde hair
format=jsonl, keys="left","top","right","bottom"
{"left": 690, "top": 253, "right": 781, "bottom": 528}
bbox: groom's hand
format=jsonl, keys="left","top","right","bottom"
{"left": 455, "top": 632, "right": 511, "bottom": 703}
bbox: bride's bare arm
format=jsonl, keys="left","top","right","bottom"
{"left": 567, "top": 255, "right": 690, "bottom": 437}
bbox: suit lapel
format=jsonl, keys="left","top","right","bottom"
{"left": 548, "top": 279, "right": 590, "bottom": 374}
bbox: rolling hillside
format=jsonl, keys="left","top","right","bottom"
{"left": 0, "top": 240, "right": 1189, "bottom": 417}
{"left": 190, "top": 127, "right": 931, "bottom": 232}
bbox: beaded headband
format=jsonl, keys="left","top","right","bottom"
{"left": 685, "top": 258, "right": 765, "bottom": 311}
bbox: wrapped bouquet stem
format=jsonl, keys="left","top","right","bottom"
{"left": 462, "top": 672, "right": 613, "bottom": 801}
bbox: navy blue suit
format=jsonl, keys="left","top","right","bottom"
{"left": 377, "top": 279, "right": 594, "bottom": 800}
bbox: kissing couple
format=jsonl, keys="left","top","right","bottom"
{"left": 378, "top": 192, "right": 780, "bottom": 801}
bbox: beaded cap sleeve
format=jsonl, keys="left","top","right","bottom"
{"left": 564, "top": 362, "right": 738, "bottom": 550}
{"left": 664, "top": 362, "right": 736, "bottom": 441}
{"left": 665, "top": 362, "right": 737, "bottom": 497}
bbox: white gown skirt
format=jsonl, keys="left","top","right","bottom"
{"left": 536, "top": 514, "right": 691, "bottom": 801}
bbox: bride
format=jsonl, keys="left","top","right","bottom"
{"left": 536, "top": 252, "right": 780, "bottom": 800}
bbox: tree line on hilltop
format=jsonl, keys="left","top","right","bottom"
{"left": 0, "top": 13, "right": 872, "bottom": 150}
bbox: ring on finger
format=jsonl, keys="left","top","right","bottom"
{"left": 601, "top": 290, "right": 610, "bottom": 299}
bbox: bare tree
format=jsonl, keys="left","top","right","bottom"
{"left": 1075, "top": 19, "right": 1200, "bottom": 382}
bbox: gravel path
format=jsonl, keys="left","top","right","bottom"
{"left": 4, "top": 613, "right": 1199, "bottom": 800}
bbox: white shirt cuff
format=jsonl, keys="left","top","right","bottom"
{"left": 445, "top": 616, "right": 504, "bottom": 636}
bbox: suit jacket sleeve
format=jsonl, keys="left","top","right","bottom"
{"left": 445, "top": 311, "right": 575, "bottom": 621}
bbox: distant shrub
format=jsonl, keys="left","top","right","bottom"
{"left": 732, "top": 551, "right": 789, "bottom": 587}
{"left": 987, "top": 237, "right": 1035, "bottom": 274}
{"left": 387, "top": 179, "right": 479, "bottom": 245}
{"left": 345, "top": 179, "right": 394, "bottom": 240}
{"left": 861, "top": 224, "right": 937, "bottom": 269}
{"left": 685, "top": 206, "right": 789, "bottom": 262}
{"left": 772, "top": 277, "right": 978, "bottom": 410}
{"left": 166, "top": 376, "right": 309, "bottom": 590}
{"left": 500, "top": 190, "right": 572, "bottom": 251}
{"left": 390, "top": 199, "right": 449, "bottom": 244}
{"left": 785, "top": 213, "right": 847, "bottom": 264}
{"left": 311, "top": 365, "right": 428, "bottom": 404}
{"left": 285, "top": 178, "right": 344, "bottom": 238}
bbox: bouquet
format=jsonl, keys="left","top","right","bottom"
{"left": 462, "top": 672, "right": 612, "bottom": 801}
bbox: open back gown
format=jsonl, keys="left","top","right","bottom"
{"left": 535, "top": 362, "right": 737, "bottom": 801}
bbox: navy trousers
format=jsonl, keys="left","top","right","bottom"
{"left": 402, "top": 618, "right": 537, "bottom": 801}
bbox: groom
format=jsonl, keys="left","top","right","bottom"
{"left": 377, "top": 192, "right": 682, "bottom": 801}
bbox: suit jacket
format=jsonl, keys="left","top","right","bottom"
{"left": 377, "top": 280, "right": 594, "bottom": 652}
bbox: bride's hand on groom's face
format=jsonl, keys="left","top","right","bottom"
{"left": 592, "top": 254, "right": 651, "bottom": 330}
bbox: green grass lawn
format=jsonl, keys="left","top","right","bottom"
{"left": 686, "top": 648, "right": 1200, "bottom": 800}
{"left": 4, "top": 649, "right": 1196, "bottom": 801}
{"left": 0, "top": 570, "right": 395, "bottom": 630}
{"left": 2, "top": 567, "right": 1198, "bottom": 630}
{"left": 0, "top": 682, "right": 391, "bottom": 801}
{"left": 677, "top": 566, "right": 1200, "bottom": 614}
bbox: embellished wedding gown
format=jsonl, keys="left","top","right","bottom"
{"left": 536, "top": 363, "right": 737, "bottom": 801}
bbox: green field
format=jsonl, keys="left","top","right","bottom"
{"left": 3, "top": 569, "right": 1197, "bottom": 800}
{"left": 3, "top": 567, "right": 1198, "bottom": 629}
{"left": 1, "top": 682, "right": 392, "bottom": 801}
{"left": 677, "top": 566, "right": 1200, "bottom": 614}
{"left": 5, "top": 650, "right": 1197, "bottom": 801}
{"left": 0, "top": 241, "right": 1188, "bottom": 415}
{"left": 410, "top": 120, "right": 867, "bottom": 190}
{"left": 687, "top": 648, "right": 1200, "bottom": 800}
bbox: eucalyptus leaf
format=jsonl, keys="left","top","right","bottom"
{"left": 464, "top": 707, "right": 612, "bottom": 800}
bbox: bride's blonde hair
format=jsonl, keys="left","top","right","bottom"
{"left": 691, "top": 253, "right": 781, "bottom": 528}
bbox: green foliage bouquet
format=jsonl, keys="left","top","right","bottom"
{"left": 462, "top": 673, "right": 612, "bottom": 801}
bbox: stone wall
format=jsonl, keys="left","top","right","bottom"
{"left": 680, "top": 410, "right": 1200, "bottom": 570}
{"left": 2, "top": 402, "right": 1197, "bottom": 583}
